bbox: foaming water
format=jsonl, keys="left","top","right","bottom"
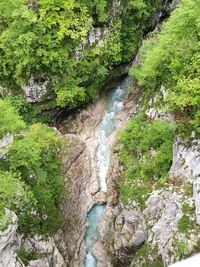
{"left": 84, "top": 78, "right": 131, "bottom": 267}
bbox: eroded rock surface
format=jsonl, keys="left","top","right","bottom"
{"left": 100, "top": 93, "right": 200, "bottom": 267}
{"left": 0, "top": 210, "right": 22, "bottom": 267}
{"left": 58, "top": 77, "right": 141, "bottom": 267}
{"left": 0, "top": 210, "right": 65, "bottom": 267}
{"left": 24, "top": 236, "right": 66, "bottom": 267}
{"left": 21, "top": 76, "right": 49, "bottom": 103}
{"left": 0, "top": 133, "right": 14, "bottom": 159}
{"left": 59, "top": 94, "right": 107, "bottom": 267}
{"left": 170, "top": 138, "right": 200, "bottom": 224}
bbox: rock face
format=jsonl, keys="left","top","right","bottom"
{"left": 87, "top": 0, "right": 121, "bottom": 47}
{"left": 99, "top": 89, "right": 200, "bottom": 266}
{"left": 101, "top": 183, "right": 184, "bottom": 266}
{"left": 93, "top": 192, "right": 108, "bottom": 204}
{"left": 169, "top": 138, "right": 200, "bottom": 224}
{"left": 59, "top": 93, "right": 107, "bottom": 267}
{"left": 21, "top": 76, "right": 49, "bottom": 103}
{"left": 24, "top": 236, "right": 66, "bottom": 267}
{"left": 0, "top": 210, "right": 65, "bottom": 267}
{"left": 101, "top": 204, "right": 146, "bottom": 267}
{"left": 0, "top": 210, "right": 23, "bottom": 267}
{"left": 144, "top": 190, "right": 183, "bottom": 266}
{"left": 102, "top": 166, "right": 199, "bottom": 267}
{"left": 0, "top": 133, "right": 14, "bottom": 158}
{"left": 88, "top": 27, "right": 109, "bottom": 46}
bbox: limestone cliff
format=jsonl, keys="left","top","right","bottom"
{"left": 0, "top": 210, "right": 66, "bottom": 267}
{"left": 99, "top": 89, "right": 200, "bottom": 267}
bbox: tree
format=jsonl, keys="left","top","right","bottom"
{"left": 0, "top": 99, "right": 25, "bottom": 138}
{"left": 130, "top": 0, "right": 200, "bottom": 133}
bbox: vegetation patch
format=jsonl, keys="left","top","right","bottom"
{"left": 177, "top": 201, "right": 195, "bottom": 234}
{"left": 176, "top": 241, "right": 189, "bottom": 258}
{"left": 0, "top": 0, "right": 166, "bottom": 110}
{"left": 130, "top": 0, "right": 200, "bottom": 135}
{"left": 0, "top": 99, "right": 63, "bottom": 235}
{"left": 177, "top": 215, "right": 192, "bottom": 233}
{"left": 17, "top": 246, "right": 44, "bottom": 266}
{"left": 118, "top": 112, "right": 173, "bottom": 207}
{"left": 131, "top": 244, "right": 164, "bottom": 267}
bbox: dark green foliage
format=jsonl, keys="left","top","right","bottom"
{"left": 5, "top": 96, "right": 37, "bottom": 124}
{"left": 120, "top": 0, "right": 165, "bottom": 62}
{"left": 17, "top": 246, "right": 43, "bottom": 265}
{"left": 0, "top": 99, "right": 62, "bottom": 234}
{"left": 0, "top": 0, "right": 165, "bottom": 109}
{"left": 132, "top": 244, "right": 164, "bottom": 267}
{"left": 177, "top": 215, "right": 192, "bottom": 233}
{"left": 182, "top": 202, "right": 195, "bottom": 216}
{"left": 7, "top": 124, "right": 62, "bottom": 234}
{"left": 0, "top": 99, "right": 25, "bottom": 138}
{"left": 176, "top": 241, "right": 189, "bottom": 258}
{"left": 130, "top": 0, "right": 200, "bottom": 134}
{"left": 0, "top": 171, "right": 32, "bottom": 232}
{"left": 118, "top": 113, "right": 173, "bottom": 206}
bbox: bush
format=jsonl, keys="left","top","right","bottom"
{"left": 118, "top": 113, "right": 173, "bottom": 206}
{"left": 177, "top": 215, "right": 192, "bottom": 233}
{"left": 0, "top": 99, "right": 25, "bottom": 138}
{"left": 17, "top": 246, "right": 43, "bottom": 265}
{"left": 5, "top": 95, "right": 37, "bottom": 124}
{"left": 176, "top": 241, "right": 189, "bottom": 258}
{"left": 0, "top": 171, "right": 32, "bottom": 231}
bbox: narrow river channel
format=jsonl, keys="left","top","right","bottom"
{"left": 84, "top": 77, "right": 131, "bottom": 267}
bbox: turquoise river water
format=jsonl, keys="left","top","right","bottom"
{"left": 84, "top": 78, "right": 131, "bottom": 267}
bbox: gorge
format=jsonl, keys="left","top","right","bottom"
{"left": 0, "top": 0, "right": 200, "bottom": 267}
{"left": 84, "top": 78, "right": 131, "bottom": 267}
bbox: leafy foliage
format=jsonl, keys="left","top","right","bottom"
{"left": 0, "top": 171, "right": 31, "bottom": 226}
{"left": 176, "top": 241, "right": 189, "bottom": 258}
{"left": 5, "top": 95, "right": 37, "bottom": 124}
{"left": 7, "top": 124, "right": 62, "bottom": 234}
{"left": 0, "top": 0, "right": 165, "bottom": 109}
{"left": 0, "top": 99, "right": 62, "bottom": 234}
{"left": 17, "top": 246, "right": 43, "bottom": 265}
{"left": 130, "top": 0, "right": 200, "bottom": 134}
{"left": 0, "top": 99, "right": 25, "bottom": 138}
{"left": 118, "top": 113, "right": 173, "bottom": 206}
{"left": 177, "top": 215, "right": 192, "bottom": 233}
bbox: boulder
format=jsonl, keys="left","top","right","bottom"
{"left": 93, "top": 192, "right": 108, "bottom": 204}
{"left": 21, "top": 76, "right": 48, "bottom": 103}
{"left": 0, "top": 133, "right": 14, "bottom": 159}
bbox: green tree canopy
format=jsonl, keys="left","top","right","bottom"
{"left": 0, "top": 99, "right": 25, "bottom": 138}
{"left": 0, "top": 0, "right": 167, "bottom": 108}
{"left": 130, "top": 0, "right": 200, "bottom": 133}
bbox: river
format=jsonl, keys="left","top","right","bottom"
{"left": 84, "top": 77, "right": 131, "bottom": 267}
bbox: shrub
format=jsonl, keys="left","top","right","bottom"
{"left": 118, "top": 113, "right": 173, "bottom": 206}
{"left": 0, "top": 99, "right": 25, "bottom": 138}
{"left": 176, "top": 241, "right": 189, "bottom": 258}
{"left": 0, "top": 0, "right": 166, "bottom": 109}
{"left": 177, "top": 215, "right": 192, "bottom": 233}
{"left": 17, "top": 246, "right": 43, "bottom": 265}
